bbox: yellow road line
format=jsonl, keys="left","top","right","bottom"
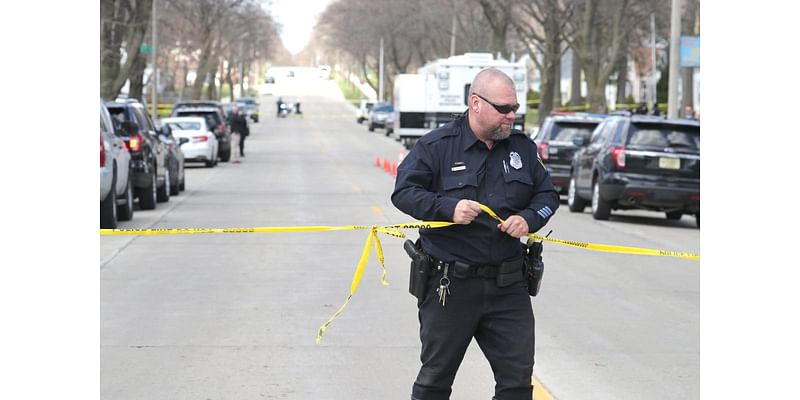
{"left": 533, "top": 376, "right": 556, "bottom": 400}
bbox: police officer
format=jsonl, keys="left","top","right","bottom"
{"left": 229, "top": 106, "right": 249, "bottom": 162}
{"left": 392, "top": 68, "right": 559, "bottom": 400}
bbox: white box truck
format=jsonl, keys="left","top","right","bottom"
{"left": 392, "top": 52, "right": 528, "bottom": 149}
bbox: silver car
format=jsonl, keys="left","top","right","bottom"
{"left": 161, "top": 117, "right": 218, "bottom": 168}
{"left": 100, "top": 99, "right": 134, "bottom": 228}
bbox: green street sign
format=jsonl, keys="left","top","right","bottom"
{"left": 140, "top": 44, "right": 152, "bottom": 54}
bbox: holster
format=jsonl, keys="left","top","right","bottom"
{"left": 495, "top": 258, "right": 525, "bottom": 287}
{"left": 404, "top": 239, "right": 430, "bottom": 300}
{"left": 523, "top": 239, "right": 545, "bottom": 296}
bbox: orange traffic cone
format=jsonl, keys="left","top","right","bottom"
{"left": 384, "top": 159, "right": 390, "bottom": 172}
{"left": 391, "top": 162, "right": 397, "bottom": 177}
{"left": 375, "top": 156, "right": 381, "bottom": 167}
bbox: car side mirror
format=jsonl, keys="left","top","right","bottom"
{"left": 178, "top": 137, "right": 190, "bottom": 146}
{"left": 573, "top": 137, "right": 586, "bottom": 147}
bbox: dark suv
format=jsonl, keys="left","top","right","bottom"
{"left": 533, "top": 113, "right": 605, "bottom": 194}
{"left": 106, "top": 100, "right": 172, "bottom": 210}
{"left": 567, "top": 115, "right": 700, "bottom": 227}
{"left": 171, "top": 101, "right": 231, "bottom": 162}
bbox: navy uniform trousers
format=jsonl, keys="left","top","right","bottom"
{"left": 411, "top": 267, "right": 534, "bottom": 400}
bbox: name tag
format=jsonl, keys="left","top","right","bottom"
{"left": 451, "top": 165, "right": 466, "bottom": 172}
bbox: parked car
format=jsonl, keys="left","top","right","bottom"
{"left": 170, "top": 102, "right": 231, "bottom": 162}
{"left": 162, "top": 117, "right": 218, "bottom": 168}
{"left": 356, "top": 100, "right": 374, "bottom": 124}
{"left": 100, "top": 99, "right": 134, "bottom": 228}
{"left": 154, "top": 121, "right": 186, "bottom": 195}
{"left": 532, "top": 113, "right": 605, "bottom": 194}
{"left": 567, "top": 115, "right": 700, "bottom": 227}
{"left": 106, "top": 99, "right": 171, "bottom": 209}
{"left": 368, "top": 103, "right": 393, "bottom": 132}
{"left": 237, "top": 97, "right": 260, "bottom": 122}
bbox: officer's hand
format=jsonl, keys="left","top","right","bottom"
{"left": 498, "top": 215, "right": 529, "bottom": 238}
{"left": 453, "top": 200, "right": 482, "bottom": 224}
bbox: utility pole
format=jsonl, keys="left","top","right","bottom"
{"left": 379, "top": 37, "right": 384, "bottom": 102}
{"left": 151, "top": 0, "right": 158, "bottom": 122}
{"left": 667, "top": 0, "right": 682, "bottom": 118}
{"left": 651, "top": 13, "right": 657, "bottom": 109}
{"left": 450, "top": 15, "right": 456, "bottom": 57}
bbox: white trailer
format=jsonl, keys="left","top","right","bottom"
{"left": 391, "top": 53, "right": 528, "bottom": 149}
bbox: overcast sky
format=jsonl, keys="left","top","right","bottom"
{"left": 263, "top": 0, "right": 332, "bottom": 55}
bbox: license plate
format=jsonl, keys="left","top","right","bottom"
{"left": 659, "top": 157, "right": 680, "bottom": 169}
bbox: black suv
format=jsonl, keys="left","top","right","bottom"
{"left": 567, "top": 115, "right": 700, "bottom": 227}
{"left": 106, "top": 100, "right": 172, "bottom": 210}
{"left": 532, "top": 113, "right": 605, "bottom": 194}
{"left": 171, "top": 101, "right": 231, "bottom": 162}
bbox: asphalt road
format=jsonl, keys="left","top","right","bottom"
{"left": 101, "top": 70, "right": 699, "bottom": 400}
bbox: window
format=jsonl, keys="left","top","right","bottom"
{"left": 166, "top": 122, "right": 202, "bottom": 131}
{"left": 549, "top": 122, "right": 598, "bottom": 142}
{"left": 627, "top": 123, "right": 700, "bottom": 151}
{"left": 589, "top": 121, "right": 607, "bottom": 144}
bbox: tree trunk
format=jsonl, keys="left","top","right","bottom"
{"left": 681, "top": 0, "right": 698, "bottom": 109}
{"left": 206, "top": 59, "right": 219, "bottom": 100}
{"left": 569, "top": 49, "right": 582, "bottom": 106}
{"left": 226, "top": 57, "right": 235, "bottom": 102}
{"left": 616, "top": 50, "right": 628, "bottom": 104}
{"left": 128, "top": 53, "right": 147, "bottom": 101}
{"left": 101, "top": 0, "right": 124, "bottom": 100}
{"left": 553, "top": 52, "right": 562, "bottom": 107}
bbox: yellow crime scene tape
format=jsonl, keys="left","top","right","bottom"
{"left": 100, "top": 204, "right": 698, "bottom": 342}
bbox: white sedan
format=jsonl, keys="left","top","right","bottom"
{"left": 161, "top": 117, "right": 218, "bottom": 168}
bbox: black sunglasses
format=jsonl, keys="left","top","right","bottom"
{"left": 473, "top": 93, "right": 519, "bottom": 114}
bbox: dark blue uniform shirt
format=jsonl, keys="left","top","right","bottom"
{"left": 392, "top": 115, "right": 559, "bottom": 266}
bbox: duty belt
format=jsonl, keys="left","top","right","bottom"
{"left": 431, "top": 258, "right": 523, "bottom": 279}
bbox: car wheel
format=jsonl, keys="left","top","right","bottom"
{"left": 205, "top": 158, "right": 214, "bottom": 168}
{"left": 591, "top": 181, "right": 611, "bottom": 220}
{"left": 138, "top": 171, "right": 157, "bottom": 210}
{"left": 179, "top": 172, "right": 186, "bottom": 191}
{"left": 368, "top": 123, "right": 375, "bottom": 132}
{"left": 357, "top": 117, "right": 364, "bottom": 124}
{"left": 100, "top": 173, "right": 118, "bottom": 229}
{"left": 695, "top": 212, "right": 700, "bottom": 229}
{"left": 157, "top": 168, "right": 170, "bottom": 202}
{"left": 665, "top": 211, "right": 683, "bottom": 220}
{"left": 117, "top": 175, "right": 134, "bottom": 221}
{"left": 567, "top": 176, "right": 587, "bottom": 212}
{"left": 169, "top": 164, "right": 180, "bottom": 196}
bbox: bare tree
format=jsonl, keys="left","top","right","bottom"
{"left": 513, "top": 0, "right": 571, "bottom": 124}
{"left": 101, "top": 0, "right": 153, "bottom": 100}
{"left": 563, "top": 0, "right": 657, "bottom": 112}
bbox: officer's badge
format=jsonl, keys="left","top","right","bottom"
{"left": 509, "top": 152, "right": 522, "bottom": 169}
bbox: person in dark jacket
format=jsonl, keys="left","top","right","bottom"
{"left": 392, "top": 68, "right": 559, "bottom": 400}
{"left": 229, "top": 106, "right": 249, "bottom": 160}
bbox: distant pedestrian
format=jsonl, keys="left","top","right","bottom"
{"left": 230, "top": 106, "right": 249, "bottom": 162}
{"left": 651, "top": 102, "right": 661, "bottom": 116}
{"left": 635, "top": 102, "right": 649, "bottom": 115}
{"left": 683, "top": 105, "right": 697, "bottom": 120}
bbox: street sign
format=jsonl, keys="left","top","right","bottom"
{"left": 140, "top": 43, "right": 152, "bottom": 54}
{"left": 680, "top": 36, "right": 700, "bottom": 68}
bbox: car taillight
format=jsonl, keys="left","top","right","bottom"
{"left": 611, "top": 146, "right": 626, "bottom": 168}
{"left": 126, "top": 133, "right": 144, "bottom": 153}
{"left": 193, "top": 136, "right": 209, "bottom": 143}
{"left": 100, "top": 135, "right": 106, "bottom": 167}
{"left": 538, "top": 143, "right": 549, "bottom": 161}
